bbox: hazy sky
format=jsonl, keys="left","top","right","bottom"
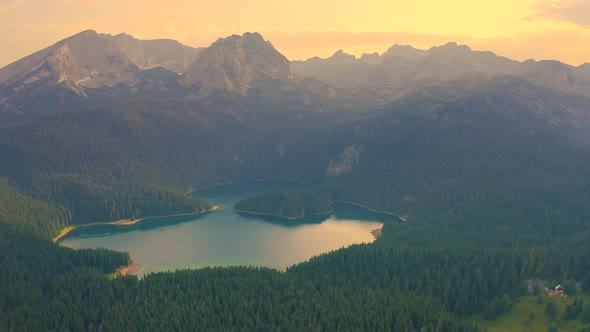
{"left": 1, "top": 0, "right": 589, "bottom": 67}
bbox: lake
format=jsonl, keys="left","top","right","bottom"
{"left": 60, "top": 180, "right": 392, "bottom": 277}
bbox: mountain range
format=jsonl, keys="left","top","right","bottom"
{"left": 0, "top": 30, "right": 337, "bottom": 123}
{"left": 0, "top": 30, "right": 199, "bottom": 89}
{"left": 2, "top": 30, "right": 590, "bottom": 124}
{"left": 3, "top": 30, "right": 590, "bottom": 331}
{"left": 1, "top": 30, "right": 590, "bottom": 227}
{"left": 293, "top": 43, "right": 590, "bottom": 101}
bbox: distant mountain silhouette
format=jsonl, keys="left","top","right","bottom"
{"left": 292, "top": 42, "right": 590, "bottom": 100}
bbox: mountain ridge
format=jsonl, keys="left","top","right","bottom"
{"left": 292, "top": 41, "right": 590, "bottom": 99}
{"left": 0, "top": 30, "right": 201, "bottom": 89}
{"left": 3, "top": 29, "right": 590, "bottom": 332}
{"left": 182, "top": 32, "right": 293, "bottom": 94}
{"left": 0, "top": 31, "right": 322, "bottom": 123}
{"left": 1, "top": 30, "right": 590, "bottom": 125}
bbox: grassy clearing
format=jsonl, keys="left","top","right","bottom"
{"left": 471, "top": 293, "right": 590, "bottom": 332}
{"left": 52, "top": 226, "right": 76, "bottom": 243}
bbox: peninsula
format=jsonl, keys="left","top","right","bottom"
{"left": 53, "top": 206, "right": 219, "bottom": 243}
{"left": 234, "top": 189, "right": 332, "bottom": 220}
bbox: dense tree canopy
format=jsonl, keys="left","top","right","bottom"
{"left": 234, "top": 189, "right": 332, "bottom": 219}
{"left": 2, "top": 78, "right": 590, "bottom": 330}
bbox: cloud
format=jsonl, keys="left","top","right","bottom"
{"left": 536, "top": 0, "right": 590, "bottom": 27}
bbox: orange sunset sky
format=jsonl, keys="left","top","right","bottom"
{"left": 0, "top": 0, "right": 589, "bottom": 68}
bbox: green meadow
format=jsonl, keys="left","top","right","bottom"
{"left": 473, "top": 293, "right": 590, "bottom": 332}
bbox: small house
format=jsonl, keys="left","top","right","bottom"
{"left": 555, "top": 284, "right": 564, "bottom": 293}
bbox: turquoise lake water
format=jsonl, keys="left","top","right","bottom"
{"left": 60, "top": 180, "right": 392, "bottom": 277}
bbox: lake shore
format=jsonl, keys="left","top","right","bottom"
{"left": 111, "top": 259, "right": 140, "bottom": 278}
{"left": 332, "top": 200, "right": 408, "bottom": 222}
{"left": 189, "top": 177, "right": 308, "bottom": 194}
{"left": 232, "top": 197, "right": 405, "bottom": 222}
{"left": 58, "top": 181, "right": 387, "bottom": 274}
{"left": 52, "top": 226, "right": 76, "bottom": 243}
{"left": 233, "top": 208, "right": 333, "bottom": 220}
{"left": 371, "top": 227, "right": 383, "bottom": 239}
{"left": 53, "top": 206, "right": 219, "bottom": 243}
{"left": 192, "top": 179, "right": 405, "bottom": 223}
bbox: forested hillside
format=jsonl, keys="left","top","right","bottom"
{"left": 2, "top": 76, "right": 590, "bottom": 330}
{"left": 0, "top": 215, "right": 484, "bottom": 331}
{"left": 3, "top": 190, "right": 590, "bottom": 330}
{"left": 321, "top": 79, "right": 590, "bottom": 240}
{"left": 0, "top": 101, "right": 260, "bottom": 226}
{"left": 0, "top": 179, "right": 70, "bottom": 237}
{"left": 234, "top": 189, "right": 332, "bottom": 219}
{"left": 3, "top": 31, "right": 590, "bottom": 330}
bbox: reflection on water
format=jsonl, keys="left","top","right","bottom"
{"left": 64, "top": 213, "right": 214, "bottom": 239}
{"left": 60, "top": 180, "right": 391, "bottom": 277}
{"left": 236, "top": 211, "right": 330, "bottom": 227}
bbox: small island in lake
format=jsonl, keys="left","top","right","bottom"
{"left": 234, "top": 189, "right": 332, "bottom": 219}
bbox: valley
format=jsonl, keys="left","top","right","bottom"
{"left": 59, "top": 180, "right": 387, "bottom": 277}
{"left": 1, "top": 29, "right": 590, "bottom": 331}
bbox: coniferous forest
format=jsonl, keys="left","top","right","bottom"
{"left": 2, "top": 30, "right": 590, "bottom": 331}
{"left": 3, "top": 182, "right": 590, "bottom": 330}
{"left": 234, "top": 189, "right": 332, "bottom": 219}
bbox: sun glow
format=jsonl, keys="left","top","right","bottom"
{"left": 0, "top": 0, "right": 588, "bottom": 66}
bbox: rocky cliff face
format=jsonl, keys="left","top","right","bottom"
{"left": 327, "top": 145, "right": 364, "bottom": 177}
{"left": 0, "top": 30, "right": 139, "bottom": 93}
{"left": 2, "top": 29, "right": 588, "bottom": 126}
{"left": 183, "top": 32, "right": 293, "bottom": 94}
{"left": 110, "top": 33, "right": 201, "bottom": 74}
{"left": 0, "top": 30, "right": 201, "bottom": 94}
{"left": 0, "top": 30, "right": 205, "bottom": 122}
{"left": 0, "top": 30, "right": 338, "bottom": 123}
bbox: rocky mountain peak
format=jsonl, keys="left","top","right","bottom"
{"left": 382, "top": 44, "right": 424, "bottom": 59}
{"left": 0, "top": 29, "right": 139, "bottom": 93}
{"left": 78, "top": 29, "right": 98, "bottom": 36}
{"left": 359, "top": 52, "right": 381, "bottom": 64}
{"left": 52, "top": 31, "right": 139, "bottom": 89}
{"left": 428, "top": 42, "right": 472, "bottom": 56}
{"left": 329, "top": 50, "right": 357, "bottom": 62}
{"left": 0, "top": 30, "right": 203, "bottom": 98}
{"left": 183, "top": 32, "right": 292, "bottom": 94}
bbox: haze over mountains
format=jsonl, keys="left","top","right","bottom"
{"left": 0, "top": 30, "right": 200, "bottom": 89}
{"left": 1, "top": 30, "right": 590, "bottom": 124}
{"left": 1, "top": 29, "right": 590, "bottom": 224}
{"left": 3, "top": 30, "right": 590, "bottom": 331}
{"left": 182, "top": 32, "right": 292, "bottom": 94}
{"left": 292, "top": 43, "right": 590, "bottom": 100}
{"left": 0, "top": 30, "right": 340, "bottom": 123}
